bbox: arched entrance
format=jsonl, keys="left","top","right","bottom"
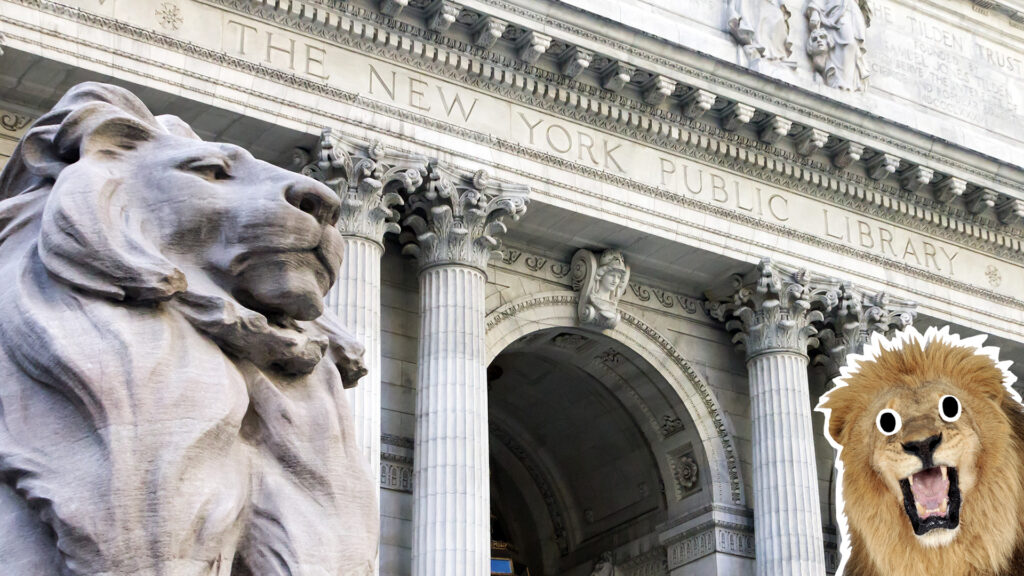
{"left": 484, "top": 292, "right": 746, "bottom": 575}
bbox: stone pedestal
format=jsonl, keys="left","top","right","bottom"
{"left": 401, "top": 165, "right": 529, "bottom": 576}
{"left": 708, "top": 258, "right": 838, "bottom": 575}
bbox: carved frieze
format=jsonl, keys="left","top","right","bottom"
{"left": 572, "top": 249, "right": 631, "bottom": 330}
{"left": 665, "top": 521, "right": 755, "bottom": 568}
{"left": 804, "top": 0, "right": 872, "bottom": 91}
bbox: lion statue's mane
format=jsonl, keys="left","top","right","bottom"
{"left": 0, "top": 83, "right": 377, "bottom": 575}
{"left": 819, "top": 326, "right": 1024, "bottom": 576}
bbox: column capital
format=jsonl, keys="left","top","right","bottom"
{"left": 812, "top": 283, "right": 917, "bottom": 380}
{"left": 301, "top": 128, "right": 427, "bottom": 246}
{"left": 706, "top": 258, "right": 840, "bottom": 359}
{"left": 401, "top": 163, "right": 530, "bottom": 272}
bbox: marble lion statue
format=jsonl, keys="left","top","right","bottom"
{"left": 0, "top": 83, "right": 378, "bottom": 575}
{"left": 818, "top": 326, "right": 1024, "bottom": 575}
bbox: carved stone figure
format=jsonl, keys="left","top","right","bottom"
{"left": 727, "top": 0, "right": 794, "bottom": 67}
{"left": 590, "top": 551, "right": 617, "bottom": 576}
{"left": 572, "top": 248, "right": 630, "bottom": 330}
{"left": 0, "top": 83, "right": 378, "bottom": 575}
{"left": 805, "top": 0, "right": 871, "bottom": 91}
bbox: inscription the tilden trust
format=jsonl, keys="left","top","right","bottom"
{"left": 214, "top": 9, "right": 986, "bottom": 281}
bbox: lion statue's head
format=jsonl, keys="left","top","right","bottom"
{"left": 0, "top": 83, "right": 376, "bottom": 575}
{"left": 819, "top": 327, "right": 1024, "bottom": 575}
{"left": 0, "top": 81, "right": 365, "bottom": 377}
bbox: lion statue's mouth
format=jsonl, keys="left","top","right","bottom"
{"left": 900, "top": 466, "right": 962, "bottom": 536}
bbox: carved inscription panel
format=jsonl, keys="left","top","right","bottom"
{"left": 867, "top": 2, "right": 1024, "bottom": 142}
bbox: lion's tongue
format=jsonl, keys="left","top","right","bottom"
{"left": 911, "top": 467, "right": 948, "bottom": 518}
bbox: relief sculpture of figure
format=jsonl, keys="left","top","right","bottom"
{"left": 0, "top": 82, "right": 378, "bottom": 575}
{"left": 805, "top": 0, "right": 872, "bottom": 90}
{"left": 572, "top": 249, "right": 630, "bottom": 330}
{"left": 726, "top": 0, "right": 794, "bottom": 69}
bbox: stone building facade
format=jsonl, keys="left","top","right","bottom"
{"left": 1, "top": 0, "right": 1023, "bottom": 574}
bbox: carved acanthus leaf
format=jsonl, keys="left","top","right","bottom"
{"left": 301, "top": 128, "right": 425, "bottom": 244}
{"left": 706, "top": 258, "right": 840, "bottom": 358}
{"left": 812, "top": 282, "right": 917, "bottom": 380}
{"left": 400, "top": 163, "right": 530, "bottom": 271}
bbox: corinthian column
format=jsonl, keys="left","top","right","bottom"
{"left": 707, "top": 258, "right": 839, "bottom": 576}
{"left": 401, "top": 165, "right": 530, "bottom": 576}
{"left": 301, "top": 129, "right": 427, "bottom": 511}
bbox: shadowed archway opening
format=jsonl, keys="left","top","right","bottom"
{"left": 487, "top": 327, "right": 713, "bottom": 575}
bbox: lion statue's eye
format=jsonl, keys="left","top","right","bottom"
{"left": 183, "top": 160, "right": 231, "bottom": 181}
{"left": 939, "top": 395, "right": 961, "bottom": 422}
{"left": 876, "top": 409, "right": 902, "bottom": 436}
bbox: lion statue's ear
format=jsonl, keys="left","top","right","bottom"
{"left": 818, "top": 389, "right": 854, "bottom": 446}
{"left": 14, "top": 87, "right": 189, "bottom": 302}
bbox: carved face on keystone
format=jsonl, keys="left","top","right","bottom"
{"left": 19, "top": 89, "right": 344, "bottom": 322}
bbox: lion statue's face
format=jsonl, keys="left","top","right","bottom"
{"left": 819, "top": 332, "right": 1024, "bottom": 574}
{"left": 0, "top": 84, "right": 344, "bottom": 324}
{"left": 95, "top": 134, "right": 344, "bottom": 321}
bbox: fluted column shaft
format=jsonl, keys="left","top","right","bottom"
{"left": 411, "top": 265, "right": 490, "bottom": 576}
{"left": 707, "top": 258, "right": 836, "bottom": 575}
{"left": 747, "top": 349, "right": 825, "bottom": 575}
{"left": 326, "top": 236, "right": 383, "bottom": 495}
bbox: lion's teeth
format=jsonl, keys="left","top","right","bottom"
{"left": 917, "top": 502, "right": 927, "bottom": 517}
{"left": 909, "top": 475, "right": 915, "bottom": 487}
{"left": 941, "top": 466, "right": 948, "bottom": 481}
{"left": 940, "top": 498, "right": 948, "bottom": 515}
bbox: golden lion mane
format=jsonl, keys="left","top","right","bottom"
{"left": 819, "top": 328, "right": 1024, "bottom": 576}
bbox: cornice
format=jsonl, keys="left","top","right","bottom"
{"left": 8, "top": 0, "right": 1024, "bottom": 260}
{"left": 198, "top": 0, "right": 1024, "bottom": 250}
{"left": 7, "top": 2, "right": 1024, "bottom": 330}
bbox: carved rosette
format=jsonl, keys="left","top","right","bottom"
{"left": 813, "top": 283, "right": 917, "bottom": 380}
{"left": 301, "top": 128, "right": 426, "bottom": 246}
{"left": 571, "top": 248, "right": 630, "bottom": 330}
{"left": 707, "top": 258, "right": 840, "bottom": 359}
{"left": 400, "top": 163, "right": 530, "bottom": 272}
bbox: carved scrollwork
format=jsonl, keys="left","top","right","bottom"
{"left": 572, "top": 249, "right": 630, "bottom": 330}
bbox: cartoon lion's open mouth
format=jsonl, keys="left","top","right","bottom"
{"left": 900, "top": 465, "right": 961, "bottom": 535}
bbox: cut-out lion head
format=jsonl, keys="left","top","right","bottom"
{"left": 818, "top": 326, "right": 1024, "bottom": 575}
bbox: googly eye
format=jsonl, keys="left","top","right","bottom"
{"left": 876, "top": 409, "right": 902, "bottom": 436}
{"left": 939, "top": 395, "right": 961, "bottom": 423}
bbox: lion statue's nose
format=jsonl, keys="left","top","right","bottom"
{"left": 284, "top": 178, "right": 341, "bottom": 227}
